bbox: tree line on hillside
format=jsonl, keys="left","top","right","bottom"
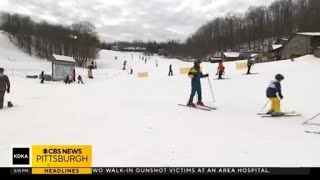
{"left": 102, "top": 0, "right": 320, "bottom": 59}
{"left": 0, "top": 12, "right": 100, "bottom": 67}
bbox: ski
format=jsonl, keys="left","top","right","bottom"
{"left": 260, "top": 113, "right": 301, "bottom": 118}
{"left": 257, "top": 111, "right": 297, "bottom": 115}
{"left": 213, "top": 78, "right": 230, "bottom": 80}
{"left": 304, "top": 123, "right": 320, "bottom": 126}
{"left": 305, "top": 131, "right": 320, "bottom": 135}
{"left": 178, "top": 104, "right": 212, "bottom": 111}
{"left": 243, "top": 73, "right": 259, "bottom": 75}
{"left": 198, "top": 105, "right": 217, "bottom": 110}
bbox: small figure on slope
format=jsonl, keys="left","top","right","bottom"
{"left": 64, "top": 75, "right": 70, "bottom": 84}
{"left": 217, "top": 60, "right": 225, "bottom": 79}
{"left": 40, "top": 71, "right": 45, "bottom": 83}
{"left": 187, "top": 60, "right": 209, "bottom": 107}
{"left": 266, "top": 74, "right": 285, "bottom": 116}
{"left": 123, "top": 61, "right": 127, "bottom": 70}
{"left": 290, "top": 54, "right": 295, "bottom": 62}
{"left": 168, "top": 64, "right": 173, "bottom": 76}
{"left": 0, "top": 68, "right": 10, "bottom": 109}
{"left": 78, "top": 75, "right": 84, "bottom": 84}
{"left": 246, "top": 58, "right": 254, "bottom": 74}
{"left": 88, "top": 63, "right": 94, "bottom": 79}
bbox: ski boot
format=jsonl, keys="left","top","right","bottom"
{"left": 266, "top": 110, "right": 274, "bottom": 115}
{"left": 7, "top": 101, "right": 13, "bottom": 108}
{"left": 187, "top": 102, "right": 196, "bottom": 108}
{"left": 197, "top": 101, "right": 205, "bottom": 106}
{"left": 271, "top": 112, "right": 285, "bottom": 117}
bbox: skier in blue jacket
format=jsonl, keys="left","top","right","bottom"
{"left": 187, "top": 60, "right": 209, "bottom": 107}
{"left": 266, "top": 74, "right": 285, "bottom": 116}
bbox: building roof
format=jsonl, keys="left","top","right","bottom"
{"left": 297, "top": 32, "right": 320, "bottom": 36}
{"left": 52, "top": 54, "right": 76, "bottom": 63}
{"left": 210, "top": 57, "right": 222, "bottom": 61}
{"left": 223, "top": 52, "right": 240, "bottom": 58}
{"left": 272, "top": 44, "right": 283, "bottom": 50}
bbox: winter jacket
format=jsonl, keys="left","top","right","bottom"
{"left": 266, "top": 80, "right": 282, "bottom": 98}
{"left": 188, "top": 66, "right": 206, "bottom": 86}
{"left": 0, "top": 74, "right": 10, "bottom": 91}
{"left": 217, "top": 62, "right": 225, "bottom": 72}
{"left": 247, "top": 59, "right": 254, "bottom": 67}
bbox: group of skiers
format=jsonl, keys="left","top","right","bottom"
{"left": 64, "top": 75, "right": 84, "bottom": 84}
{"left": 185, "top": 60, "right": 285, "bottom": 116}
{"left": 39, "top": 70, "right": 84, "bottom": 85}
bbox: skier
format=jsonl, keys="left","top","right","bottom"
{"left": 77, "top": 75, "right": 84, "bottom": 84}
{"left": 130, "top": 68, "right": 133, "bottom": 74}
{"left": 156, "top": 60, "right": 158, "bottom": 67}
{"left": 123, "top": 61, "right": 127, "bottom": 70}
{"left": 168, "top": 64, "right": 173, "bottom": 76}
{"left": 65, "top": 75, "right": 72, "bottom": 84}
{"left": 187, "top": 60, "right": 209, "bottom": 107}
{"left": 40, "top": 71, "right": 45, "bottom": 83}
{"left": 64, "top": 75, "right": 69, "bottom": 84}
{"left": 290, "top": 54, "right": 295, "bottom": 62}
{"left": 266, "top": 74, "right": 285, "bottom": 116}
{"left": 217, "top": 60, "right": 225, "bottom": 79}
{"left": 246, "top": 58, "right": 254, "bottom": 74}
{"left": 0, "top": 68, "right": 10, "bottom": 109}
{"left": 73, "top": 68, "right": 76, "bottom": 82}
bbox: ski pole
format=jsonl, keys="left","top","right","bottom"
{"left": 302, "top": 112, "right": 320, "bottom": 125}
{"left": 207, "top": 77, "right": 215, "bottom": 103}
{"left": 260, "top": 100, "right": 270, "bottom": 112}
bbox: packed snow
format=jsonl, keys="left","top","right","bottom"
{"left": 1, "top": 30, "right": 320, "bottom": 167}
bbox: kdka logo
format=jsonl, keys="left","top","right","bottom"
{"left": 12, "top": 148, "right": 30, "bottom": 165}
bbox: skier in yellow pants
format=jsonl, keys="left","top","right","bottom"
{"left": 266, "top": 74, "right": 285, "bottom": 116}
{"left": 270, "top": 97, "right": 281, "bottom": 113}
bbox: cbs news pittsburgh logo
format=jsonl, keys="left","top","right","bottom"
{"left": 13, "top": 145, "right": 92, "bottom": 175}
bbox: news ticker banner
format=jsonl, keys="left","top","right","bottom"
{"left": 9, "top": 145, "right": 315, "bottom": 175}
{"left": 2, "top": 167, "right": 315, "bottom": 175}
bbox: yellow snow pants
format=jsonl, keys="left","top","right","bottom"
{"left": 270, "top": 97, "right": 281, "bottom": 112}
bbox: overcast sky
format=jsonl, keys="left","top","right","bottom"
{"left": 1, "top": 0, "right": 274, "bottom": 42}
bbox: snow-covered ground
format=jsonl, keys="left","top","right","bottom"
{"left": 1, "top": 30, "right": 320, "bottom": 167}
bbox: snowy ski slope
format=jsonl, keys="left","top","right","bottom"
{"left": 1, "top": 31, "right": 320, "bottom": 167}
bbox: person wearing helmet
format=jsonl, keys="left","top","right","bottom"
{"left": 0, "top": 67, "right": 10, "bottom": 109}
{"left": 187, "top": 60, "right": 209, "bottom": 107}
{"left": 266, "top": 74, "right": 285, "bottom": 116}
